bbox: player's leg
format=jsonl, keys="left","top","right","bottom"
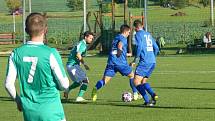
{"left": 92, "top": 76, "right": 112, "bottom": 102}
{"left": 142, "top": 77, "right": 157, "bottom": 99}
{"left": 64, "top": 82, "right": 81, "bottom": 99}
{"left": 133, "top": 65, "right": 152, "bottom": 105}
{"left": 64, "top": 65, "right": 81, "bottom": 99}
{"left": 76, "top": 79, "right": 89, "bottom": 102}
{"left": 142, "top": 77, "right": 158, "bottom": 105}
{"left": 134, "top": 75, "right": 150, "bottom": 105}
{"left": 92, "top": 65, "right": 115, "bottom": 101}
{"left": 74, "top": 66, "right": 89, "bottom": 102}
{"left": 123, "top": 66, "right": 139, "bottom": 100}
{"left": 141, "top": 63, "right": 158, "bottom": 105}
{"left": 95, "top": 76, "right": 112, "bottom": 90}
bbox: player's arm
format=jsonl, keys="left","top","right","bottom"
{"left": 152, "top": 37, "right": 160, "bottom": 56}
{"left": 4, "top": 52, "right": 22, "bottom": 112}
{"left": 131, "top": 33, "right": 142, "bottom": 66}
{"left": 76, "top": 43, "right": 90, "bottom": 70}
{"left": 76, "top": 52, "right": 89, "bottom": 70}
{"left": 50, "top": 49, "right": 69, "bottom": 91}
{"left": 116, "top": 41, "right": 123, "bottom": 57}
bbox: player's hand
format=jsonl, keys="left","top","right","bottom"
{"left": 127, "top": 53, "right": 132, "bottom": 57}
{"left": 129, "top": 62, "right": 135, "bottom": 67}
{"left": 84, "top": 64, "right": 90, "bottom": 70}
{"left": 15, "top": 96, "right": 22, "bottom": 112}
{"left": 16, "top": 102, "right": 22, "bottom": 112}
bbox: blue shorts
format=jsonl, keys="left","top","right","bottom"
{"left": 104, "top": 64, "right": 132, "bottom": 77}
{"left": 135, "top": 63, "right": 156, "bottom": 78}
{"left": 66, "top": 64, "right": 88, "bottom": 83}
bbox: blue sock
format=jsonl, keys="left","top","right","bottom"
{"left": 143, "top": 83, "right": 155, "bottom": 97}
{"left": 136, "top": 84, "right": 149, "bottom": 103}
{"left": 129, "top": 78, "right": 138, "bottom": 93}
{"left": 95, "top": 80, "right": 105, "bottom": 90}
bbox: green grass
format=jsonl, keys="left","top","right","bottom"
{"left": 0, "top": 0, "right": 8, "bottom": 12}
{"left": 0, "top": 2, "right": 215, "bottom": 45}
{"left": 1, "top": 54, "right": 215, "bottom": 121}
{"left": 0, "top": 4, "right": 215, "bottom": 45}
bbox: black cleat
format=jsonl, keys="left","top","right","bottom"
{"left": 143, "top": 102, "right": 154, "bottom": 107}
{"left": 151, "top": 93, "right": 158, "bottom": 105}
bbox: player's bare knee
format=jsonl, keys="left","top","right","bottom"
{"left": 134, "top": 79, "right": 141, "bottom": 86}
{"left": 103, "top": 76, "right": 111, "bottom": 84}
{"left": 128, "top": 72, "right": 134, "bottom": 79}
{"left": 141, "top": 78, "right": 148, "bottom": 84}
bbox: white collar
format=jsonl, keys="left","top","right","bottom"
{"left": 82, "top": 39, "right": 86, "bottom": 44}
{"left": 27, "top": 41, "right": 44, "bottom": 45}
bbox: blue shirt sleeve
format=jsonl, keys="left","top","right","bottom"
{"left": 135, "top": 32, "right": 142, "bottom": 58}
{"left": 152, "top": 37, "right": 159, "bottom": 56}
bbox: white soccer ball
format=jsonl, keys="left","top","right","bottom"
{"left": 121, "top": 92, "right": 133, "bottom": 102}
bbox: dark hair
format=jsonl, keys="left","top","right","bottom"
{"left": 25, "top": 13, "right": 47, "bottom": 37}
{"left": 133, "top": 19, "right": 142, "bottom": 28}
{"left": 120, "top": 24, "right": 130, "bottom": 33}
{"left": 83, "top": 31, "right": 94, "bottom": 38}
{"left": 205, "top": 32, "right": 211, "bottom": 38}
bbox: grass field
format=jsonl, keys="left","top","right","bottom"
{"left": 1, "top": 54, "right": 215, "bottom": 121}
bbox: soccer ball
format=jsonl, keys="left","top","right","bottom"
{"left": 121, "top": 92, "right": 133, "bottom": 102}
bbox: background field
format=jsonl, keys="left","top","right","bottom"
{"left": 1, "top": 0, "right": 215, "bottom": 120}
{"left": 1, "top": 54, "right": 215, "bottom": 121}
{"left": 0, "top": 0, "right": 214, "bottom": 46}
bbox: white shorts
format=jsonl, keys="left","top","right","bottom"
{"left": 66, "top": 64, "right": 88, "bottom": 83}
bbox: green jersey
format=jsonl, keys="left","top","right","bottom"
{"left": 67, "top": 39, "right": 87, "bottom": 65}
{"left": 5, "top": 41, "right": 69, "bottom": 121}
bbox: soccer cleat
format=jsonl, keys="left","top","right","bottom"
{"left": 138, "top": 94, "right": 143, "bottom": 99}
{"left": 63, "top": 91, "right": 69, "bottom": 99}
{"left": 149, "top": 102, "right": 155, "bottom": 107}
{"left": 76, "top": 97, "right": 87, "bottom": 102}
{"left": 143, "top": 102, "right": 155, "bottom": 107}
{"left": 91, "top": 87, "right": 97, "bottom": 102}
{"left": 151, "top": 93, "right": 158, "bottom": 105}
{"left": 153, "top": 93, "right": 158, "bottom": 100}
{"left": 133, "top": 92, "right": 139, "bottom": 101}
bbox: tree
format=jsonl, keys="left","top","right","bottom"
{"left": 174, "top": 0, "right": 188, "bottom": 9}
{"left": 5, "top": 0, "right": 21, "bottom": 14}
{"left": 158, "top": 0, "right": 190, "bottom": 9}
{"left": 158, "top": 0, "right": 174, "bottom": 7}
{"left": 128, "top": 0, "right": 145, "bottom": 8}
{"left": 199, "top": 0, "right": 209, "bottom": 7}
{"left": 67, "top": 0, "right": 83, "bottom": 11}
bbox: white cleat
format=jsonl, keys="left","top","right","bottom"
{"left": 76, "top": 97, "right": 87, "bottom": 102}
{"left": 133, "top": 93, "right": 139, "bottom": 101}
{"left": 138, "top": 94, "right": 143, "bottom": 99}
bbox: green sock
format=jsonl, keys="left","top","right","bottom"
{"left": 78, "top": 83, "right": 88, "bottom": 97}
{"left": 68, "top": 82, "right": 81, "bottom": 92}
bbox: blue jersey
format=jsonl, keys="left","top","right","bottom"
{"left": 107, "top": 34, "right": 128, "bottom": 65}
{"left": 135, "top": 30, "right": 159, "bottom": 65}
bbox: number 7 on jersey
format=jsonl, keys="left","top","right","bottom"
{"left": 23, "top": 57, "right": 38, "bottom": 83}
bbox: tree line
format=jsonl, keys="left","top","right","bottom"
{"left": 4, "top": 0, "right": 211, "bottom": 14}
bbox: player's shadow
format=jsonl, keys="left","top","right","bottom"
{"left": 106, "top": 103, "right": 215, "bottom": 110}
{"left": 61, "top": 98, "right": 215, "bottom": 110}
{"left": 199, "top": 81, "right": 215, "bottom": 84}
{"left": 61, "top": 98, "right": 112, "bottom": 104}
{"left": 0, "top": 96, "right": 13, "bottom": 101}
{"left": 154, "top": 86, "right": 215, "bottom": 91}
{"left": 61, "top": 98, "right": 100, "bottom": 104}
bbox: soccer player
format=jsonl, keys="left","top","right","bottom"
{"left": 131, "top": 19, "right": 159, "bottom": 106}
{"left": 91, "top": 24, "right": 139, "bottom": 102}
{"left": 63, "top": 31, "right": 94, "bottom": 102}
{"left": 4, "top": 13, "right": 69, "bottom": 121}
